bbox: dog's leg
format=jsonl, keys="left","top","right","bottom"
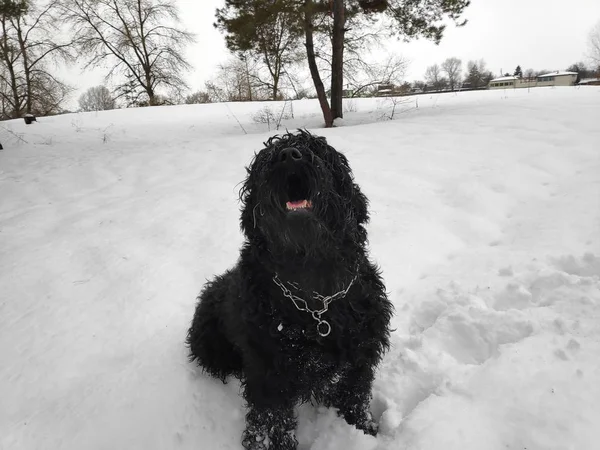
{"left": 186, "top": 273, "right": 243, "bottom": 382}
{"left": 240, "top": 367, "right": 299, "bottom": 450}
{"left": 324, "top": 365, "right": 378, "bottom": 436}
{"left": 242, "top": 403, "right": 297, "bottom": 450}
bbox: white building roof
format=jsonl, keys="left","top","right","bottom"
{"left": 578, "top": 78, "right": 600, "bottom": 84}
{"left": 491, "top": 76, "right": 518, "bottom": 82}
{"left": 537, "top": 71, "right": 578, "bottom": 78}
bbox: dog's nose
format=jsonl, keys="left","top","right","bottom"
{"left": 279, "top": 147, "right": 302, "bottom": 163}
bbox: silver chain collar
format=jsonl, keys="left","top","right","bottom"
{"left": 272, "top": 271, "right": 358, "bottom": 337}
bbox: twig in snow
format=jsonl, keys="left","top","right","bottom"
{"left": 225, "top": 103, "right": 247, "bottom": 135}
{"left": 378, "top": 96, "right": 411, "bottom": 121}
{"left": 0, "top": 125, "right": 28, "bottom": 144}
{"left": 275, "top": 100, "right": 290, "bottom": 130}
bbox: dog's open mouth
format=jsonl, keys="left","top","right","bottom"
{"left": 286, "top": 199, "right": 312, "bottom": 211}
{"left": 284, "top": 174, "right": 312, "bottom": 211}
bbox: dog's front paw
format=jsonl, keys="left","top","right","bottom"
{"left": 241, "top": 428, "right": 270, "bottom": 450}
{"left": 341, "top": 407, "right": 379, "bottom": 436}
{"left": 360, "top": 416, "right": 379, "bottom": 436}
{"left": 242, "top": 418, "right": 297, "bottom": 450}
{"left": 242, "top": 427, "right": 297, "bottom": 450}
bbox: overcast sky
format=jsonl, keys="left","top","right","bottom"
{"left": 62, "top": 0, "right": 600, "bottom": 106}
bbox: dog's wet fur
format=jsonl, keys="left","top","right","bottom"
{"left": 186, "top": 130, "right": 393, "bottom": 449}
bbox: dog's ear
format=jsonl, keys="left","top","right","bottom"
{"left": 239, "top": 155, "right": 261, "bottom": 238}
{"left": 350, "top": 182, "right": 369, "bottom": 227}
{"left": 326, "top": 148, "right": 369, "bottom": 228}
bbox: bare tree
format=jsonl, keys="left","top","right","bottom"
{"left": 185, "top": 90, "right": 211, "bottom": 104}
{"left": 238, "top": 52, "right": 294, "bottom": 101}
{"left": 30, "top": 71, "right": 73, "bottom": 115}
{"left": 305, "top": 17, "right": 396, "bottom": 99}
{"left": 566, "top": 62, "right": 597, "bottom": 83}
{"left": 465, "top": 59, "right": 493, "bottom": 88}
{"left": 533, "top": 69, "right": 552, "bottom": 77}
{"left": 216, "top": 2, "right": 303, "bottom": 101}
{"left": 206, "top": 57, "right": 271, "bottom": 103}
{"left": 441, "top": 57, "right": 462, "bottom": 90}
{"left": 0, "top": 0, "right": 72, "bottom": 118}
{"left": 11, "top": 1, "right": 73, "bottom": 114}
{"left": 0, "top": 72, "right": 10, "bottom": 118}
{"left": 425, "top": 63, "right": 447, "bottom": 91}
{"left": 79, "top": 85, "right": 115, "bottom": 111}
{"left": 0, "top": 4, "right": 25, "bottom": 118}
{"left": 281, "top": 66, "right": 311, "bottom": 100}
{"left": 60, "top": 0, "right": 195, "bottom": 107}
{"left": 345, "top": 54, "right": 407, "bottom": 97}
{"left": 589, "top": 20, "right": 600, "bottom": 65}
{"left": 412, "top": 80, "right": 428, "bottom": 92}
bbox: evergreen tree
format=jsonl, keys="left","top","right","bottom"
{"left": 466, "top": 62, "right": 481, "bottom": 88}
{"left": 514, "top": 65, "right": 523, "bottom": 77}
{"left": 216, "top": 0, "right": 471, "bottom": 127}
{"left": 465, "top": 59, "right": 493, "bottom": 88}
{"left": 215, "top": 0, "right": 303, "bottom": 101}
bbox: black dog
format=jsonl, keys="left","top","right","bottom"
{"left": 187, "top": 130, "right": 393, "bottom": 449}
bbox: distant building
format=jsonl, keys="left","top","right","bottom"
{"left": 325, "top": 88, "right": 355, "bottom": 98}
{"left": 578, "top": 78, "right": 600, "bottom": 86}
{"left": 488, "top": 71, "right": 578, "bottom": 90}
{"left": 488, "top": 76, "right": 519, "bottom": 89}
{"left": 536, "top": 71, "right": 578, "bottom": 86}
{"left": 375, "top": 84, "right": 395, "bottom": 96}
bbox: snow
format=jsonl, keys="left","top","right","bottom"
{"left": 1, "top": 87, "right": 600, "bottom": 450}
{"left": 332, "top": 117, "right": 346, "bottom": 127}
{"left": 579, "top": 78, "right": 600, "bottom": 85}
{"left": 537, "top": 71, "right": 578, "bottom": 78}
{"left": 490, "top": 76, "right": 518, "bottom": 82}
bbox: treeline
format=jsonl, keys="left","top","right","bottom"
{"left": 2, "top": 0, "right": 472, "bottom": 126}
{"left": 0, "top": 0, "right": 72, "bottom": 119}
{"left": 1, "top": 0, "right": 192, "bottom": 120}
{"left": 2, "top": 1, "right": 598, "bottom": 125}
{"left": 407, "top": 60, "right": 600, "bottom": 94}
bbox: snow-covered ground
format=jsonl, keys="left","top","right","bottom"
{"left": 1, "top": 87, "right": 599, "bottom": 450}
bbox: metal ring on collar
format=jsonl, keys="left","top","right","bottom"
{"left": 317, "top": 320, "right": 331, "bottom": 337}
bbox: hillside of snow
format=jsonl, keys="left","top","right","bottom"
{"left": 1, "top": 87, "right": 599, "bottom": 450}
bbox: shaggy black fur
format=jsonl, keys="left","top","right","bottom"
{"left": 186, "top": 130, "right": 393, "bottom": 449}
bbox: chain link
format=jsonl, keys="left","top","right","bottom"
{"left": 272, "top": 270, "right": 358, "bottom": 337}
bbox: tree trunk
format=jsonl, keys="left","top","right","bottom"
{"left": 0, "top": 18, "right": 22, "bottom": 118}
{"left": 272, "top": 75, "right": 279, "bottom": 100}
{"left": 146, "top": 85, "right": 156, "bottom": 105}
{"left": 244, "top": 57, "right": 253, "bottom": 101}
{"left": 269, "top": 54, "right": 280, "bottom": 101}
{"left": 304, "top": 1, "right": 332, "bottom": 127}
{"left": 330, "top": 0, "right": 345, "bottom": 122}
{"left": 5, "top": 57, "right": 21, "bottom": 118}
{"left": 143, "top": 68, "right": 156, "bottom": 105}
{"left": 14, "top": 19, "right": 32, "bottom": 114}
{"left": 8, "top": 65, "right": 20, "bottom": 118}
